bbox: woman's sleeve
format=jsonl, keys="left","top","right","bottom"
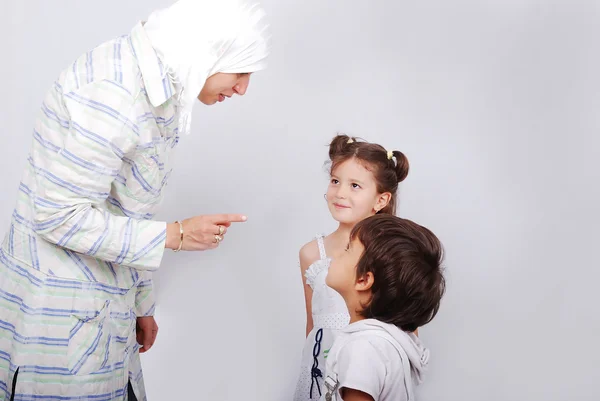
{"left": 134, "top": 271, "right": 156, "bottom": 316}
{"left": 31, "top": 80, "right": 167, "bottom": 270}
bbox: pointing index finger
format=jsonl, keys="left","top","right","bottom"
{"left": 210, "top": 214, "right": 248, "bottom": 224}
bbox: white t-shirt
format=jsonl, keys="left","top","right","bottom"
{"left": 335, "top": 337, "right": 407, "bottom": 400}
{"left": 321, "top": 319, "right": 427, "bottom": 401}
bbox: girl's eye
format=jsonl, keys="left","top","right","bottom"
{"left": 352, "top": 183, "right": 361, "bottom": 189}
{"left": 331, "top": 179, "right": 339, "bottom": 184}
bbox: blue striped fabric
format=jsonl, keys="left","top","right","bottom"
{"left": 0, "top": 22, "right": 179, "bottom": 400}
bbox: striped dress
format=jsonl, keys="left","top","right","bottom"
{"left": 0, "top": 22, "right": 180, "bottom": 401}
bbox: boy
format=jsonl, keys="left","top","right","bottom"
{"left": 322, "top": 214, "right": 446, "bottom": 401}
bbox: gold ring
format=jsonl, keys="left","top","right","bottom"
{"left": 218, "top": 225, "right": 225, "bottom": 236}
{"left": 214, "top": 235, "right": 222, "bottom": 243}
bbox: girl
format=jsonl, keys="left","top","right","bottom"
{"left": 293, "top": 134, "right": 410, "bottom": 401}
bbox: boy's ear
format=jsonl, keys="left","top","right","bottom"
{"left": 355, "top": 272, "right": 374, "bottom": 292}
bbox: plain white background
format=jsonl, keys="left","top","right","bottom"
{"left": 1, "top": 1, "right": 599, "bottom": 400}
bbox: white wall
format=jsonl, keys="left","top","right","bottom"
{"left": 1, "top": 1, "right": 598, "bottom": 400}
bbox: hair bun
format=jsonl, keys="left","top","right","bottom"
{"left": 329, "top": 134, "right": 354, "bottom": 160}
{"left": 392, "top": 150, "right": 409, "bottom": 182}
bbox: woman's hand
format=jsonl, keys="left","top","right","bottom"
{"left": 137, "top": 316, "right": 159, "bottom": 353}
{"left": 165, "top": 214, "right": 247, "bottom": 251}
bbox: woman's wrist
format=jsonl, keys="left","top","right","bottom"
{"left": 165, "top": 222, "right": 182, "bottom": 250}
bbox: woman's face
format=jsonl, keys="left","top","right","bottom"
{"left": 198, "top": 73, "right": 251, "bottom": 105}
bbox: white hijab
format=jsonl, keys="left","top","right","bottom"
{"left": 143, "top": 0, "right": 270, "bottom": 135}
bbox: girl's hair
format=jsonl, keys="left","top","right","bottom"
{"left": 328, "top": 134, "right": 409, "bottom": 215}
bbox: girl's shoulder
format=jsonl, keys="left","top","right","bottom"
{"left": 299, "top": 236, "right": 322, "bottom": 268}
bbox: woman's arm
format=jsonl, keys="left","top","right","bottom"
{"left": 31, "top": 80, "right": 166, "bottom": 270}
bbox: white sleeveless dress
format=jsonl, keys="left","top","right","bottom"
{"left": 293, "top": 234, "right": 350, "bottom": 401}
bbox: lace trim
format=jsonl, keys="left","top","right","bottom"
{"left": 304, "top": 258, "right": 330, "bottom": 289}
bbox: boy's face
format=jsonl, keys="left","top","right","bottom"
{"left": 326, "top": 238, "right": 364, "bottom": 297}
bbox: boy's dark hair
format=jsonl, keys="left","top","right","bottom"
{"left": 351, "top": 214, "right": 446, "bottom": 332}
{"left": 328, "top": 134, "right": 409, "bottom": 215}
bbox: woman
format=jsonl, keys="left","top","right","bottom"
{"left": 0, "top": 0, "right": 269, "bottom": 399}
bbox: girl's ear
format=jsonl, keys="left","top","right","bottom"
{"left": 374, "top": 192, "right": 391, "bottom": 213}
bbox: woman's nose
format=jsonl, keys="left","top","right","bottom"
{"left": 234, "top": 82, "right": 248, "bottom": 96}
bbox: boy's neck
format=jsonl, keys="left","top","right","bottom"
{"left": 345, "top": 297, "right": 368, "bottom": 324}
{"left": 348, "top": 312, "right": 366, "bottom": 324}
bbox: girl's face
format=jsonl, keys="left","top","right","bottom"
{"left": 326, "top": 158, "right": 390, "bottom": 225}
